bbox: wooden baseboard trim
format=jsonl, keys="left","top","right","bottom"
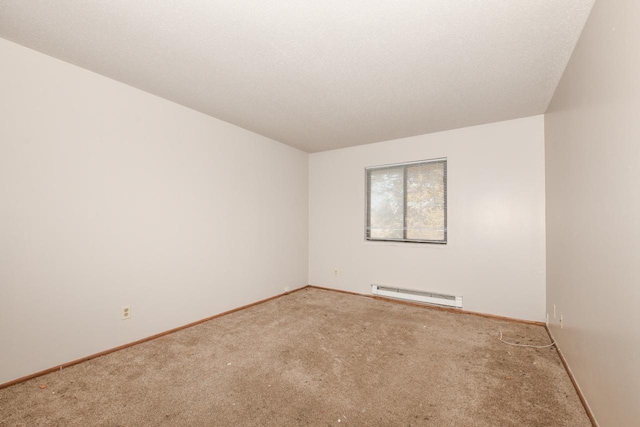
{"left": 307, "top": 284, "right": 545, "bottom": 327}
{"left": 0, "top": 284, "right": 547, "bottom": 390}
{"left": 544, "top": 326, "right": 599, "bottom": 427}
{"left": 0, "top": 286, "right": 307, "bottom": 390}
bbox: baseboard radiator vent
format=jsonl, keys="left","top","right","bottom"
{"left": 371, "top": 285, "right": 463, "bottom": 309}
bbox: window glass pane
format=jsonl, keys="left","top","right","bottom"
{"left": 406, "top": 162, "right": 445, "bottom": 241}
{"left": 368, "top": 167, "right": 404, "bottom": 239}
{"left": 366, "top": 158, "right": 446, "bottom": 243}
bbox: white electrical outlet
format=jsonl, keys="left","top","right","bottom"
{"left": 121, "top": 305, "right": 131, "bottom": 320}
{"left": 334, "top": 269, "right": 339, "bottom": 276}
{"left": 560, "top": 314, "right": 563, "bottom": 329}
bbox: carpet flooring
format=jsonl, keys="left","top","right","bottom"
{"left": 0, "top": 288, "right": 590, "bottom": 426}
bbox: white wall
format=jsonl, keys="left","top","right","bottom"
{"left": 0, "top": 38, "right": 309, "bottom": 385}
{"left": 545, "top": 1, "right": 640, "bottom": 425}
{"left": 309, "top": 116, "right": 546, "bottom": 321}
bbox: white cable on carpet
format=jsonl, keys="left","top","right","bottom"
{"left": 498, "top": 329, "right": 556, "bottom": 348}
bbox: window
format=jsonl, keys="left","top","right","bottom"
{"left": 366, "top": 158, "right": 447, "bottom": 244}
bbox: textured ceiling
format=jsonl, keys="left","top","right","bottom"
{"left": 0, "top": 1, "right": 594, "bottom": 152}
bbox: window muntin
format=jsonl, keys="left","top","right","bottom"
{"left": 366, "top": 158, "right": 447, "bottom": 244}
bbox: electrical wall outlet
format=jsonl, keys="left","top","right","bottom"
{"left": 121, "top": 305, "right": 131, "bottom": 320}
{"left": 334, "top": 269, "right": 339, "bottom": 276}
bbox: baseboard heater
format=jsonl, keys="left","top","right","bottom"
{"left": 371, "top": 285, "right": 463, "bottom": 309}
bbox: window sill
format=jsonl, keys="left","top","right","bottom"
{"left": 363, "top": 240, "right": 448, "bottom": 247}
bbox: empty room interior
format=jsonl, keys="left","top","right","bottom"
{"left": 0, "top": 1, "right": 638, "bottom": 426}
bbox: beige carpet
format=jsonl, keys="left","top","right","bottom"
{"left": 0, "top": 288, "right": 590, "bottom": 426}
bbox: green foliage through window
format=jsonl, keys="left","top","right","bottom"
{"left": 366, "top": 159, "right": 447, "bottom": 243}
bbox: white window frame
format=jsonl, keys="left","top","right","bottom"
{"left": 365, "top": 158, "right": 447, "bottom": 244}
